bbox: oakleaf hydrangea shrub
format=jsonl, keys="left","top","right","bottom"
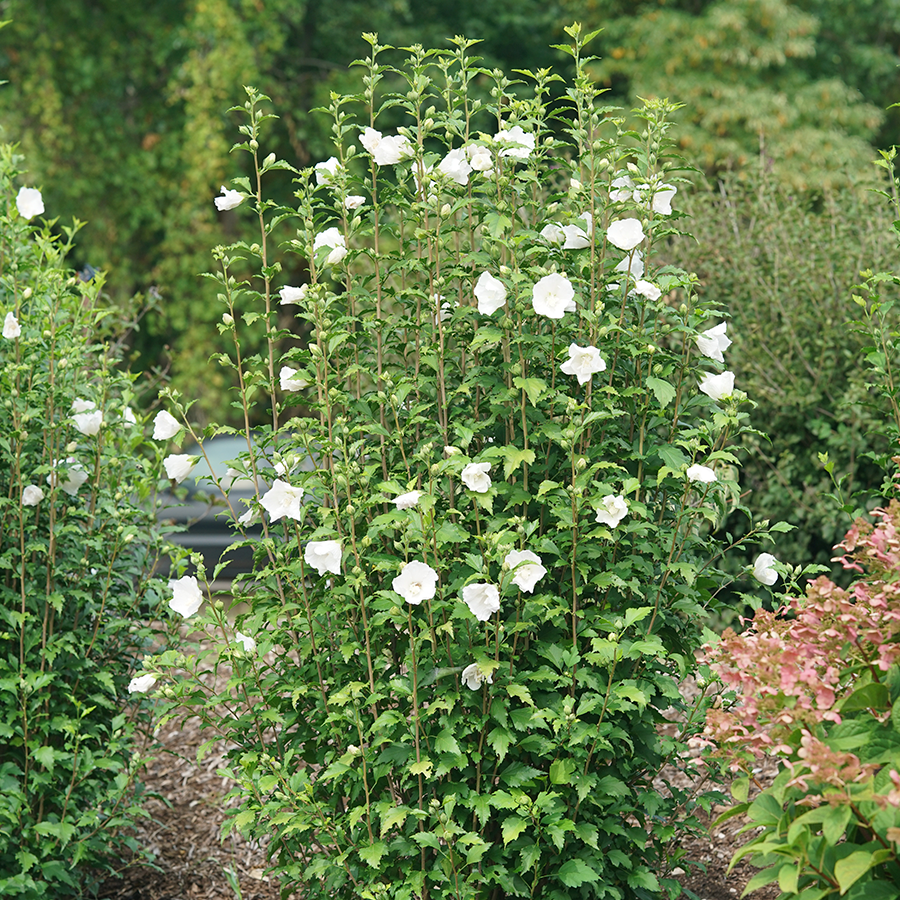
{"left": 0, "top": 145, "right": 171, "bottom": 898}
{"left": 149, "top": 27, "right": 785, "bottom": 900}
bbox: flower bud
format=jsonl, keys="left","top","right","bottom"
{"left": 23, "top": 287, "right": 32, "bottom": 299}
{"left": 499, "top": 265, "right": 511, "bottom": 275}
{"left": 66, "top": 441, "right": 77, "bottom": 453}
{"left": 250, "top": 139, "right": 259, "bottom": 150}
{"left": 222, "top": 313, "right": 234, "bottom": 326}
{"left": 264, "top": 153, "right": 276, "bottom": 166}
{"left": 440, "top": 203, "right": 451, "bottom": 217}
{"left": 576, "top": 457, "right": 587, "bottom": 471}
{"left": 444, "top": 445, "right": 461, "bottom": 457}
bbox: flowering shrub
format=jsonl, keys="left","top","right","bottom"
{"left": 147, "top": 27, "right": 783, "bottom": 899}
{"left": 0, "top": 146, "right": 171, "bottom": 897}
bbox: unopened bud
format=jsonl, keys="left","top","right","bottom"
{"left": 222, "top": 313, "right": 234, "bottom": 326}
{"left": 23, "top": 287, "right": 32, "bottom": 299}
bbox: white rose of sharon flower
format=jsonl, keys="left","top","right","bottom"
{"left": 595, "top": 494, "right": 628, "bottom": 528}
{"left": 3, "top": 311, "right": 21, "bottom": 339}
{"left": 313, "top": 227, "right": 348, "bottom": 265}
{"left": 234, "top": 631, "right": 257, "bottom": 653}
{"left": 392, "top": 560, "right": 439, "bottom": 605}
{"left": 163, "top": 453, "right": 198, "bottom": 484}
{"left": 466, "top": 143, "right": 493, "bottom": 173}
{"left": 461, "top": 462, "right": 492, "bottom": 493}
{"left": 462, "top": 662, "right": 493, "bottom": 691}
{"left": 562, "top": 213, "right": 592, "bottom": 250}
{"left": 753, "top": 553, "right": 779, "bottom": 586}
{"left": 696, "top": 323, "right": 732, "bottom": 363}
{"left": 532, "top": 273, "right": 576, "bottom": 320}
{"left": 72, "top": 409, "right": 103, "bottom": 436}
{"left": 344, "top": 195, "right": 366, "bottom": 210}
{"left": 540, "top": 223, "right": 565, "bottom": 245}
{"left": 214, "top": 185, "right": 244, "bottom": 211}
{"left": 633, "top": 280, "right": 662, "bottom": 302}
{"left": 560, "top": 343, "right": 607, "bottom": 385}
{"left": 392, "top": 490, "right": 423, "bottom": 510}
{"left": 463, "top": 582, "right": 501, "bottom": 622}
{"left": 635, "top": 182, "right": 678, "bottom": 215}
{"left": 360, "top": 127, "right": 413, "bottom": 166}
{"left": 152, "top": 410, "right": 181, "bottom": 440}
{"left": 504, "top": 549, "right": 547, "bottom": 594}
{"left": 474, "top": 271, "right": 507, "bottom": 316}
{"left": 314, "top": 156, "right": 342, "bottom": 185}
{"left": 437, "top": 147, "right": 472, "bottom": 186}
{"left": 279, "top": 284, "right": 308, "bottom": 306}
{"left": 615, "top": 249, "right": 644, "bottom": 280}
{"left": 261, "top": 479, "right": 305, "bottom": 522}
{"left": 168, "top": 575, "right": 204, "bottom": 618}
{"left": 686, "top": 464, "right": 717, "bottom": 484}
{"left": 16, "top": 186, "right": 44, "bottom": 219}
{"left": 22, "top": 485, "right": 44, "bottom": 507}
{"left": 127, "top": 673, "right": 157, "bottom": 694}
{"left": 71, "top": 398, "right": 96, "bottom": 414}
{"left": 607, "top": 218, "right": 645, "bottom": 252}
{"left": 494, "top": 124, "right": 535, "bottom": 159}
{"left": 698, "top": 371, "right": 735, "bottom": 402}
{"left": 280, "top": 365, "right": 309, "bottom": 392}
{"left": 305, "top": 540, "right": 342, "bottom": 577}
{"left": 47, "top": 459, "right": 88, "bottom": 496}
{"left": 609, "top": 174, "right": 634, "bottom": 203}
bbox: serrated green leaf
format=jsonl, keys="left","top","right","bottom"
{"left": 646, "top": 376, "right": 676, "bottom": 408}
{"left": 409, "top": 758, "right": 433, "bottom": 777}
{"left": 513, "top": 376, "right": 548, "bottom": 407}
{"left": 359, "top": 840, "right": 388, "bottom": 868}
{"left": 550, "top": 758, "right": 577, "bottom": 785}
{"left": 558, "top": 858, "right": 599, "bottom": 887}
{"left": 502, "top": 816, "right": 528, "bottom": 846}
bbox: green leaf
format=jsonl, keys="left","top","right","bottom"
{"left": 731, "top": 776, "right": 750, "bottom": 803}
{"left": 501, "top": 446, "right": 536, "bottom": 479}
{"left": 550, "top": 758, "right": 577, "bottom": 785}
{"left": 436, "top": 521, "right": 470, "bottom": 545}
{"left": 409, "top": 758, "right": 434, "bottom": 777}
{"left": 359, "top": 840, "right": 388, "bottom": 869}
{"left": 435, "top": 729, "right": 461, "bottom": 756}
{"left": 657, "top": 444, "right": 689, "bottom": 470}
{"left": 379, "top": 804, "right": 410, "bottom": 836}
{"left": 839, "top": 681, "right": 889, "bottom": 712}
{"left": 488, "top": 727, "right": 512, "bottom": 762}
{"left": 835, "top": 850, "right": 880, "bottom": 894}
{"left": 646, "top": 376, "right": 676, "bottom": 408}
{"left": 502, "top": 816, "right": 528, "bottom": 846}
{"left": 777, "top": 863, "right": 799, "bottom": 895}
{"left": 33, "top": 745, "right": 55, "bottom": 772}
{"left": 558, "top": 858, "right": 599, "bottom": 887}
{"left": 513, "top": 376, "right": 548, "bottom": 407}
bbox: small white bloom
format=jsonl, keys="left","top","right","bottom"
{"left": 504, "top": 549, "right": 547, "bottom": 594}
{"left": 635, "top": 182, "right": 677, "bottom": 215}
{"left": 753, "top": 553, "right": 779, "bottom": 586}
{"left": 163, "top": 453, "right": 198, "bottom": 484}
{"left": 261, "top": 479, "right": 305, "bottom": 522}
{"left": 392, "top": 490, "right": 423, "bottom": 510}
{"left": 3, "top": 311, "right": 21, "bottom": 339}
{"left": 474, "top": 271, "right": 507, "bottom": 316}
{"left": 22, "top": 485, "right": 44, "bottom": 506}
{"left": 123, "top": 406, "right": 137, "bottom": 425}
{"left": 494, "top": 124, "right": 535, "bottom": 160}
{"left": 609, "top": 174, "right": 634, "bottom": 203}
{"left": 47, "top": 459, "right": 88, "bottom": 496}
{"left": 238, "top": 506, "right": 257, "bottom": 526}
{"left": 686, "top": 464, "right": 717, "bottom": 484}
{"left": 461, "top": 462, "right": 492, "bottom": 493}
{"left": 72, "top": 409, "right": 103, "bottom": 436}
{"left": 344, "top": 194, "right": 366, "bottom": 210}
{"left": 71, "top": 398, "right": 95, "bottom": 414}
{"left": 393, "top": 560, "right": 439, "bottom": 605}
{"left": 437, "top": 147, "right": 472, "bottom": 186}
{"left": 560, "top": 343, "right": 607, "bottom": 385}
{"left": 633, "top": 280, "right": 661, "bottom": 301}
{"left": 463, "top": 582, "right": 501, "bottom": 621}
{"left": 305, "top": 540, "right": 342, "bottom": 576}
{"left": 313, "top": 227, "right": 347, "bottom": 265}
{"left": 16, "top": 187, "right": 44, "bottom": 219}
{"left": 698, "top": 371, "right": 735, "bottom": 402}
{"left": 696, "top": 323, "right": 732, "bottom": 363}
{"left": 360, "top": 127, "right": 413, "bottom": 166}
{"left": 615, "top": 250, "right": 644, "bottom": 280}
{"left": 466, "top": 143, "right": 493, "bottom": 173}
{"left": 234, "top": 631, "right": 257, "bottom": 652}
{"left": 561, "top": 223, "right": 590, "bottom": 250}
{"left": 532, "top": 273, "right": 576, "bottom": 320}
{"left": 462, "top": 662, "right": 493, "bottom": 690}
{"left": 314, "top": 156, "right": 342, "bottom": 185}
{"left": 127, "top": 673, "right": 157, "bottom": 694}
{"left": 279, "top": 285, "right": 308, "bottom": 305}
{"left": 607, "top": 218, "right": 645, "bottom": 252}
{"left": 214, "top": 186, "right": 244, "bottom": 211}
{"left": 595, "top": 494, "right": 628, "bottom": 528}
{"left": 168, "top": 575, "right": 204, "bottom": 618}
{"left": 280, "top": 366, "right": 309, "bottom": 392}
{"left": 541, "top": 223, "right": 565, "bottom": 245}
{"left": 152, "top": 410, "right": 181, "bottom": 440}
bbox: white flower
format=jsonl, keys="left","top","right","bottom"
{"left": 168, "top": 575, "right": 204, "bottom": 618}
{"left": 280, "top": 366, "right": 309, "bottom": 392}
{"left": 22, "top": 485, "right": 44, "bottom": 506}
{"left": 437, "top": 147, "right": 472, "bottom": 186}
{"left": 305, "top": 540, "right": 342, "bottom": 576}
{"left": 344, "top": 195, "right": 366, "bottom": 210}
{"left": 214, "top": 186, "right": 244, "bottom": 211}
{"left": 72, "top": 409, "right": 103, "bottom": 436}
{"left": 71, "top": 398, "right": 96, "bottom": 414}
{"left": 607, "top": 218, "right": 645, "bottom": 252}
{"left": 463, "top": 583, "right": 501, "bottom": 621}
{"left": 561, "top": 213, "right": 592, "bottom": 250}
{"left": 474, "top": 271, "right": 507, "bottom": 315}
{"left": 615, "top": 249, "right": 644, "bottom": 280}
{"left": 633, "top": 280, "right": 661, "bottom": 301}
{"left": 504, "top": 549, "right": 547, "bottom": 594}
{"left": 234, "top": 631, "right": 257, "bottom": 652}
{"left": 466, "top": 143, "right": 493, "bottom": 173}
{"left": 532, "top": 273, "right": 576, "bottom": 319}
{"left": 128, "top": 673, "right": 157, "bottom": 694}
{"left": 609, "top": 175, "right": 634, "bottom": 203}
{"left": 462, "top": 662, "right": 493, "bottom": 690}
{"left": 461, "top": 462, "right": 492, "bottom": 493}
{"left": 47, "top": 459, "right": 88, "bottom": 496}
{"left": 686, "top": 464, "right": 717, "bottom": 484}
{"left": 238, "top": 506, "right": 257, "bottom": 526}
{"left": 16, "top": 187, "right": 44, "bottom": 219}
{"left": 696, "top": 323, "right": 732, "bottom": 363}
{"left": 152, "top": 410, "right": 181, "bottom": 440}
{"left": 163, "top": 453, "right": 198, "bottom": 484}
{"left": 314, "top": 156, "right": 342, "bottom": 185}
{"left": 261, "top": 479, "right": 305, "bottom": 522}
{"left": 360, "top": 127, "right": 413, "bottom": 166}
{"left": 3, "top": 311, "right": 21, "bottom": 339}
{"left": 698, "top": 371, "right": 735, "bottom": 401}
{"left": 392, "top": 490, "right": 423, "bottom": 510}
{"left": 560, "top": 343, "right": 606, "bottom": 385}
{"left": 635, "top": 182, "right": 677, "bottom": 215}
{"left": 313, "top": 227, "right": 347, "bottom": 265}
{"left": 595, "top": 494, "right": 628, "bottom": 528}
{"left": 123, "top": 406, "right": 137, "bottom": 425}
{"left": 392, "top": 560, "right": 439, "bottom": 605}
{"left": 279, "top": 285, "right": 308, "bottom": 305}
{"left": 494, "top": 124, "right": 535, "bottom": 159}
{"left": 541, "top": 223, "right": 565, "bottom": 245}
{"left": 753, "top": 553, "right": 779, "bottom": 586}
